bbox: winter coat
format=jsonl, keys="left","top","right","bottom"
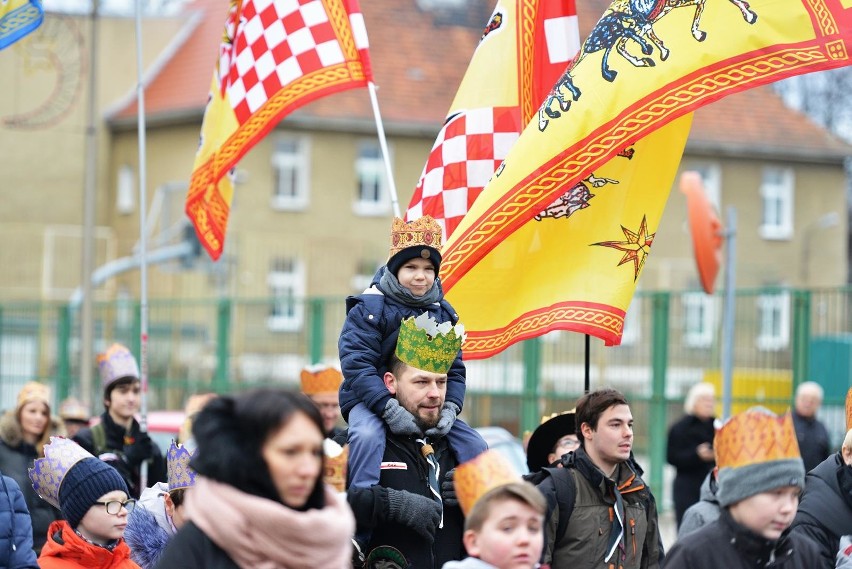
{"left": 124, "top": 484, "right": 174, "bottom": 569}
{"left": 0, "top": 473, "right": 39, "bottom": 568}
{"left": 666, "top": 413, "right": 715, "bottom": 526}
{"left": 664, "top": 510, "right": 821, "bottom": 568}
{"left": 536, "top": 446, "right": 663, "bottom": 569}
{"left": 152, "top": 521, "right": 238, "bottom": 569}
{"left": 38, "top": 520, "right": 140, "bottom": 569}
{"left": 789, "top": 453, "right": 852, "bottom": 566}
{"left": 348, "top": 430, "right": 465, "bottom": 568}
{"left": 73, "top": 412, "right": 167, "bottom": 498}
{"left": 0, "top": 409, "right": 63, "bottom": 552}
{"left": 338, "top": 267, "right": 465, "bottom": 420}
{"left": 838, "top": 535, "right": 852, "bottom": 568}
{"left": 791, "top": 412, "right": 831, "bottom": 473}
{"left": 677, "top": 470, "right": 720, "bottom": 538}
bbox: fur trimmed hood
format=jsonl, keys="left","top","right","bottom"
{"left": 0, "top": 409, "right": 66, "bottom": 456}
{"left": 125, "top": 503, "right": 171, "bottom": 569}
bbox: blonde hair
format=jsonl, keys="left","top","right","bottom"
{"left": 464, "top": 482, "right": 545, "bottom": 532}
{"left": 684, "top": 382, "right": 715, "bottom": 414}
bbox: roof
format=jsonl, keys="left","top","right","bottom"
{"left": 107, "top": 0, "right": 851, "bottom": 161}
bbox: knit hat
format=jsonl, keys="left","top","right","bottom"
{"left": 16, "top": 382, "right": 50, "bottom": 415}
{"left": 97, "top": 343, "right": 140, "bottom": 392}
{"left": 715, "top": 409, "right": 804, "bottom": 508}
{"left": 386, "top": 216, "right": 442, "bottom": 276}
{"left": 526, "top": 410, "right": 576, "bottom": 472}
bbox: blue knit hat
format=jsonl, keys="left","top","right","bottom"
{"left": 59, "top": 457, "right": 128, "bottom": 528}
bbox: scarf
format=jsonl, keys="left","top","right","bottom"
{"left": 379, "top": 269, "right": 442, "bottom": 308}
{"left": 186, "top": 477, "right": 355, "bottom": 569}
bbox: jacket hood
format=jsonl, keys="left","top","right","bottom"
{"left": 124, "top": 503, "right": 171, "bottom": 568}
{"left": 699, "top": 470, "right": 719, "bottom": 503}
{"left": 40, "top": 519, "right": 134, "bottom": 568}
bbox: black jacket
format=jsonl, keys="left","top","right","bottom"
{"left": 152, "top": 521, "right": 238, "bottom": 569}
{"left": 348, "top": 430, "right": 465, "bottom": 568}
{"left": 664, "top": 510, "right": 821, "bottom": 568}
{"left": 666, "top": 414, "right": 715, "bottom": 525}
{"left": 789, "top": 452, "right": 852, "bottom": 566}
{"left": 791, "top": 412, "right": 830, "bottom": 473}
{"left": 73, "top": 412, "right": 167, "bottom": 498}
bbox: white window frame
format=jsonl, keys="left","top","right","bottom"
{"left": 759, "top": 167, "right": 794, "bottom": 240}
{"left": 270, "top": 136, "right": 310, "bottom": 211}
{"left": 116, "top": 165, "right": 136, "bottom": 215}
{"left": 688, "top": 162, "right": 721, "bottom": 212}
{"left": 353, "top": 140, "right": 392, "bottom": 216}
{"left": 267, "top": 258, "right": 305, "bottom": 332}
{"left": 756, "top": 290, "right": 790, "bottom": 351}
{"left": 682, "top": 292, "right": 716, "bottom": 348}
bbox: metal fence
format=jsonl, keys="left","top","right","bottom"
{"left": 1, "top": 286, "right": 850, "bottom": 495}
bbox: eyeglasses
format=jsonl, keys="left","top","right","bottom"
{"left": 555, "top": 437, "right": 580, "bottom": 451}
{"left": 95, "top": 499, "right": 137, "bottom": 515}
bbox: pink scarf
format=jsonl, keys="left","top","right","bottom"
{"left": 186, "top": 476, "right": 355, "bottom": 569}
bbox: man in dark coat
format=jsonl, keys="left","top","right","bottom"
{"left": 789, "top": 428, "right": 852, "bottom": 566}
{"left": 791, "top": 381, "right": 831, "bottom": 473}
{"left": 347, "top": 315, "right": 467, "bottom": 569}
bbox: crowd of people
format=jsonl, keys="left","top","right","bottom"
{"left": 1, "top": 215, "right": 851, "bottom": 569}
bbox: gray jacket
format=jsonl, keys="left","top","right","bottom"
{"left": 677, "top": 470, "right": 720, "bottom": 538}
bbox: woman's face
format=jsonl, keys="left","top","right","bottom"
{"left": 262, "top": 411, "right": 324, "bottom": 508}
{"left": 19, "top": 401, "right": 49, "bottom": 440}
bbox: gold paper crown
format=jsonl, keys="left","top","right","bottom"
{"left": 58, "top": 398, "right": 89, "bottom": 422}
{"left": 167, "top": 441, "right": 197, "bottom": 492}
{"left": 715, "top": 409, "right": 801, "bottom": 470}
{"left": 395, "top": 313, "right": 465, "bottom": 375}
{"left": 454, "top": 449, "right": 520, "bottom": 516}
{"left": 389, "top": 216, "right": 443, "bottom": 260}
{"left": 16, "top": 382, "right": 50, "bottom": 412}
{"left": 28, "top": 437, "right": 93, "bottom": 509}
{"left": 323, "top": 439, "right": 348, "bottom": 492}
{"left": 846, "top": 387, "right": 852, "bottom": 431}
{"left": 300, "top": 365, "right": 343, "bottom": 395}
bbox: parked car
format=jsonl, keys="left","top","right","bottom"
{"left": 475, "top": 426, "right": 529, "bottom": 475}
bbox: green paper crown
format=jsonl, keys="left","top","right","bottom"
{"left": 395, "top": 313, "right": 465, "bottom": 374}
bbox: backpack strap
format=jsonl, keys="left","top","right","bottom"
{"left": 91, "top": 422, "right": 107, "bottom": 457}
{"left": 544, "top": 466, "right": 577, "bottom": 547}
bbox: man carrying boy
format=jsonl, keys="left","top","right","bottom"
{"left": 665, "top": 408, "right": 820, "bottom": 567}
{"left": 339, "top": 216, "right": 485, "bottom": 514}
{"left": 74, "top": 343, "right": 166, "bottom": 498}
{"left": 347, "top": 314, "right": 468, "bottom": 568}
{"left": 533, "top": 388, "right": 663, "bottom": 569}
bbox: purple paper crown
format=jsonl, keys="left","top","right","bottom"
{"left": 97, "top": 343, "right": 140, "bottom": 389}
{"left": 28, "top": 437, "right": 93, "bottom": 509}
{"left": 167, "top": 441, "right": 197, "bottom": 492}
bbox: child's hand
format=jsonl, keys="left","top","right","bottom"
{"left": 382, "top": 399, "right": 421, "bottom": 436}
{"left": 425, "top": 402, "right": 459, "bottom": 438}
{"left": 441, "top": 468, "right": 458, "bottom": 507}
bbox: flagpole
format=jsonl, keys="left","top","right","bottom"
{"left": 134, "top": 0, "right": 149, "bottom": 492}
{"left": 367, "top": 82, "right": 400, "bottom": 218}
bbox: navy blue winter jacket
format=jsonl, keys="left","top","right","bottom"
{"left": 0, "top": 472, "right": 39, "bottom": 568}
{"left": 338, "top": 267, "right": 466, "bottom": 421}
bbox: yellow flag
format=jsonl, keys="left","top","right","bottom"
{"left": 0, "top": 0, "right": 43, "bottom": 50}
{"left": 442, "top": 0, "right": 852, "bottom": 356}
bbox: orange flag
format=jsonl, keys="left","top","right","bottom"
{"left": 442, "top": 0, "right": 851, "bottom": 357}
{"left": 186, "top": 0, "right": 373, "bottom": 260}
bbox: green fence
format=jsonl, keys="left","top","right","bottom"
{"left": 1, "top": 286, "right": 850, "bottom": 497}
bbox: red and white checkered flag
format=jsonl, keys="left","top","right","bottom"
{"left": 406, "top": 0, "right": 579, "bottom": 238}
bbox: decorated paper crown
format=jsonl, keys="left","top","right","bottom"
{"left": 846, "top": 387, "right": 852, "bottom": 431}
{"left": 16, "top": 381, "right": 51, "bottom": 412}
{"left": 97, "top": 343, "right": 140, "bottom": 389}
{"left": 388, "top": 216, "right": 443, "bottom": 259}
{"left": 58, "top": 398, "right": 90, "bottom": 422}
{"left": 395, "top": 313, "right": 465, "bottom": 374}
{"left": 323, "top": 438, "right": 348, "bottom": 493}
{"left": 301, "top": 364, "right": 343, "bottom": 396}
{"left": 714, "top": 409, "right": 801, "bottom": 470}
{"left": 454, "top": 449, "right": 520, "bottom": 516}
{"left": 28, "top": 437, "right": 93, "bottom": 509}
{"left": 167, "top": 441, "right": 197, "bottom": 492}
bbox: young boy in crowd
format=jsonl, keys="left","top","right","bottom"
{"left": 338, "top": 216, "right": 486, "bottom": 496}
{"left": 664, "top": 408, "right": 821, "bottom": 568}
{"left": 29, "top": 437, "right": 140, "bottom": 568}
{"left": 443, "top": 449, "right": 545, "bottom": 569}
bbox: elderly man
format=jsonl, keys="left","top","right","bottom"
{"left": 791, "top": 381, "right": 831, "bottom": 472}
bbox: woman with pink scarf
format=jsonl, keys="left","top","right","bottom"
{"left": 153, "top": 389, "right": 355, "bottom": 569}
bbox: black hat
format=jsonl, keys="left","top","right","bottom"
{"left": 526, "top": 411, "right": 576, "bottom": 472}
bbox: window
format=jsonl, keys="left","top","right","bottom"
{"left": 271, "top": 136, "right": 310, "bottom": 210}
{"left": 756, "top": 291, "right": 790, "bottom": 351}
{"left": 682, "top": 292, "right": 716, "bottom": 348}
{"left": 351, "top": 259, "right": 381, "bottom": 293}
{"left": 267, "top": 257, "right": 305, "bottom": 332}
{"left": 353, "top": 141, "right": 392, "bottom": 216}
{"left": 117, "top": 165, "right": 135, "bottom": 215}
{"left": 759, "top": 167, "right": 794, "bottom": 240}
{"left": 688, "top": 162, "right": 721, "bottom": 212}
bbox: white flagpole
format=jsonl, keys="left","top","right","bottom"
{"left": 134, "top": 0, "right": 149, "bottom": 492}
{"left": 367, "top": 82, "right": 401, "bottom": 218}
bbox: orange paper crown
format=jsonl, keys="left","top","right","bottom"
{"left": 323, "top": 439, "right": 348, "bottom": 493}
{"left": 454, "top": 449, "right": 519, "bottom": 516}
{"left": 715, "top": 409, "right": 801, "bottom": 469}
{"left": 300, "top": 365, "right": 343, "bottom": 395}
{"left": 846, "top": 387, "right": 852, "bottom": 432}
{"left": 389, "top": 215, "right": 443, "bottom": 260}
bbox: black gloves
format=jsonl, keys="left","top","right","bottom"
{"left": 386, "top": 488, "right": 442, "bottom": 542}
{"left": 123, "top": 431, "right": 155, "bottom": 467}
{"left": 441, "top": 468, "right": 458, "bottom": 507}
